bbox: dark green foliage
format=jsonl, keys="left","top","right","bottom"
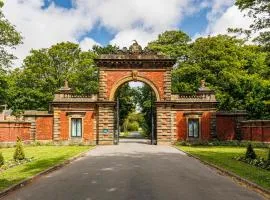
{"left": 133, "top": 84, "right": 156, "bottom": 137}
{"left": 148, "top": 30, "right": 191, "bottom": 59}
{"left": 13, "top": 137, "right": 25, "bottom": 161}
{"left": 0, "top": 1, "right": 23, "bottom": 69}
{"left": 115, "top": 84, "right": 136, "bottom": 129}
{"left": 7, "top": 42, "right": 98, "bottom": 111}
{"left": 0, "top": 152, "right": 4, "bottom": 166}
{"left": 92, "top": 44, "right": 120, "bottom": 55}
{"left": 267, "top": 148, "right": 270, "bottom": 164}
{"left": 148, "top": 32, "right": 270, "bottom": 119}
{"left": 245, "top": 144, "right": 257, "bottom": 159}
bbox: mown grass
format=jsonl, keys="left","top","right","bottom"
{"left": 176, "top": 146, "right": 270, "bottom": 190}
{"left": 0, "top": 146, "right": 92, "bottom": 191}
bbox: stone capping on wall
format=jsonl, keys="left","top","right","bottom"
{"left": 216, "top": 111, "right": 248, "bottom": 116}
{"left": 23, "top": 110, "right": 53, "bottom": 117}
{"left": 0, "top": 120, "right": 31, "bottom": 124}
{"left": 171, "top": 91, "right": 217, "bottom": 103}
{"left": 53, "top": 92, "right": 98, "bottom": 103}
{"left": 241, "top": 120, "right": 270, "bottom": 126}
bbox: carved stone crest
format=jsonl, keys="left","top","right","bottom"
{"left": 132, "top": 70, "right": 138, "bottom": 81}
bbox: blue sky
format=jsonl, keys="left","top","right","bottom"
{"left": 3, "top": 0, "right": 251, "bottom": 66}
{"left": 44, "top": 0, "right": 210, "bottom": 45}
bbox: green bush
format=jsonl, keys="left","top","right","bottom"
{"left": 127, "top": 121, "right": 139, "bottom": 132}
{"left": 245, "top": 144, "right": 257, "bottom": 159}
{"left": 13, "top": 137, "right": 25, "bottom": 160}
{"left": 0, "top": 152, "right": 4, "bottom": 166}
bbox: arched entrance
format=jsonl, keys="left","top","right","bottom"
{"left": 112, "top": 80, "right": 158, "bottom": 145}
{"left": 95, "top": 41, "right": 176, "bottom": 145}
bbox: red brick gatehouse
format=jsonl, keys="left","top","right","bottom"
{"left": 0, "top": 42, "right": 269, "bottom": 144}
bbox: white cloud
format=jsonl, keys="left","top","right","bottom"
{"left": 4, "top": 0, "right": 252, "bottom": 67}
{"left": 3, "top": 0, "right": 199, "bottom": 66}
{"left": 195, "top": 1, "right": 253, "bottom": 40}
{"left": 3, "top": 0, "right": 97, "bottom": 67}
{"left": 205, "top": 6, "right": 252, "bottom": 35}
{"left": 110, "top": 29, "right": 160, "bottom": 48}
{"left": 80, "top": 37, "right": 101, "bottom": 51}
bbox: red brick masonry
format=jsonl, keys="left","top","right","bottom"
{"left": 0, "top": 121, "right": 31, "bottom": 142}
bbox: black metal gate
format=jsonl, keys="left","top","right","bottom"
{"left": 150, "top": 91, "right": 157, "bottom": 145}
{"left": 114, "top": 97, "right": 120, "bottom": 145}
{"left": 114, "top": 94, "right": 156, "bottom": 145}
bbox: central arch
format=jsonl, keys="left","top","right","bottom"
{"left": 109, "top": 75, "right": 161, "bottom": 101}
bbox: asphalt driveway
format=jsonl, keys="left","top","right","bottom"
{"left": 1, "top": 140, "right": 264, "bottom": 200}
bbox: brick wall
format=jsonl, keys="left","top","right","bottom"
{"left": 176, "top": 112, "right": 186, "bottom": 140}
{"left": 216, "top": 115, "right": 236, "bottom": 140}
{"left": 0, "top": 121, "right": 31, "bottom": 142}
{"left": 175, "top": 111, "right": 212, "bottom": 141}
{"left": 36, "top": 116, "right": 53, "bottom": 140}
{"left": 104, "top": 70, "right": 166, "bottom": 100}
{"left": 241, "top": 121, "right": 270, "bottom": 142}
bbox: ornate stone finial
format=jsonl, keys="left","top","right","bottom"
{"left": 59, "top": 80, "right": 71, "bottom": 92}
{"left": 200, "top": 80, "right": 206, "bottom": 88}
{"left": 199, "top": 80, "right": 211, "bottom": 91}
{"left": 129, "top": 40, "right": 142, "bottom": 54}
{"left": 64, "top": 80, "right": 69, "bottom": 88}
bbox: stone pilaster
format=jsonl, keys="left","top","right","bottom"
{"left": 96, "top": 103, "right": 115, "bottom": 145}
{"left": 164, "top": 69, "right": 172, "bottom": 101}
{"left": 156, "top": 104, "right": 175, "bottom": 144}
{"left": 210, "top": 112, "right": 217, "bottom": 138}
{"left": 99, "top": 69, "right": 108, "bottom": 101}
{"left": 53, "top": 110, "right": 60, "bottom": 141}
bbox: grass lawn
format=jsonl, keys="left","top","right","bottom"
{"left": 0, "top": 145, "right": 92, "bottom": 191}
{"left": 177, "top": 146, "right": 270, "bottom": 190}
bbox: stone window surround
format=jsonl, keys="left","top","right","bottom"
{"left": 67, "top": 112, "right": 86, "bottom": 140}
{"left": 184, "top": 112, "right": 202, "bottom": 140}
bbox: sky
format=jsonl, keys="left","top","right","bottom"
{"left": 3, "top": 0, "right": 253, "bottom": 67}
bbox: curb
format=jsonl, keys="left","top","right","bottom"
{"left": 175, "top": 147, "right": 270, "bottom": 199}
{"left": 0, "top": 146, "right": 96, "bottom": 199}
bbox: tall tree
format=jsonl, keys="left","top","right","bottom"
{"left": 8, "top": 42, "right": 98, "bottom": 111}
{"left": 235, "top": 0, "right": 270, "bottom": 49}
{"left": 115, "top": 83, "right": 136, "bottom": 130}
{"left": 92, "top": 44, "right": 120, "bottom": 55}
{"left": 0, "top": 1, "right": 23, "bottom": 68}
{"left": 0, "top": 1, "right": 22, "bottom": 106}
{"left": 147, "top": 30, "right": 191, "bottom": 60}
{"left": 148, "top": 32, "right": 270, "bottom": 118}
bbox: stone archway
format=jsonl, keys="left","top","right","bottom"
{"left": 95, "top": 41, "right": 176, "bottom": 145}
{"left": 50, "top": 42, "right": 217, "bottom": 145}
{"left": 109, "top": 75, "right": 161, "bottom": 101}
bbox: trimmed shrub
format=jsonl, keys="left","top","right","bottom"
{"left": 245, "top": 144, "right": 257, "bottom": 159}
{"left": 0, "top": 152, "right": 4, "bottom": 166}
{"left": 13, "top": 137, "right": 25, "bottom": 160}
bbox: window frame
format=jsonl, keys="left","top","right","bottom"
{"left": 188, "top": 118, "right": 200, "bottom": 138}
{"left": 184, "top": 113, "right": 202, "bottom": 140}
{"left": 67, "top": 112, "right": 86, "bottom": 140}
{"left": 71, "top": 118, "right": 83, "bottom": 138}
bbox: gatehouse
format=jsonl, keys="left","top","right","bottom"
{"left": 1, "top": 42, "right": 268, "bottom": 144}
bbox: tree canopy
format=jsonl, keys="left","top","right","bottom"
{"left": 7, "top": 42, "right": 98, "bottom": 111}
{"left": 0, "top": 1, "right": 22, "bottom": 106}
{"left": 235, "top": 0, "right": 270, "bottom": 50}
{"left": 147, "top": 31, "right": 270, "bottom": 119}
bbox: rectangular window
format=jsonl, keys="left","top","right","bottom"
{"left": 188, "top": 119, "right": 199, "bottom": 138}
{"left": 71, "top": 118, "right": 82, "bottom": 137}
